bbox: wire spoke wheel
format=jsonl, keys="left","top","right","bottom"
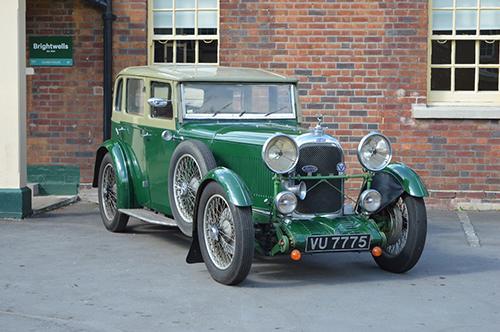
{"left": 173, "top": 154, "right": 202, "bottom": 224}
{"left": 97, "top": 154, "right": 128, "bottom": 233}
{"left": 101, "top": 163, "right": 118, "bottom": 221}
{"left": 197, "top": 181, "right": 254, "bottom": 285}
{"left": 383, "top": 197, "right": 408, "bottom": 257}
{"left": 374, "top": 194, "right": 427, "bottom": 273}
{"left": 203, "top": 194, "right": 235, "bottom": 270}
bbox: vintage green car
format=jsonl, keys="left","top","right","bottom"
{"left": 93, "top": 65, "right": 428, "bottom": 285}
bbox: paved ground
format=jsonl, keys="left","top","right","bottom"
{"left": 0, "top": 202, "right": 499, "bottom": 332}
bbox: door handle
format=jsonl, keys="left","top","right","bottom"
{"left": 115, "top": 126, "right": 127, "bottom": 135}
{"left": 141, "top": 130, "right": 152, "bottom": 138}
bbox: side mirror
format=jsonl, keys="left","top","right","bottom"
{"left": 148, "top": 97, "right": 169, "bottom": 108}
{"left": 149, "top": 97, "right": 173, "bottom": 118}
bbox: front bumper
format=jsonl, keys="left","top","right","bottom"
{"left": 276, "top": 214, "right": 386, "bottom": 254}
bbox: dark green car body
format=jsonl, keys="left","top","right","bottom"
{"left": 93, "top": 65, "right": 428, "bottom": 265}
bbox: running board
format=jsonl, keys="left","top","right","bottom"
{"left": 119, "top": 208, "right": 178, "bottom": 227}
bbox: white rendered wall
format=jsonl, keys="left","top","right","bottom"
{"left": 0, "top": 0, "right": 27, "bottom": 189}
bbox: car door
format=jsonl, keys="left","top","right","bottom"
{"left": 116, "top": 76, "right": 150, "bottom": 206}
{"left": 143, "top": 80, "right": 178, "bottom": 215}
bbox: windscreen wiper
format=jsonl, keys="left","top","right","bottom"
{"left": 264, "top": 105, "right": 288, "bottom": 117}
{"left": 212, "top": 102, "right": 232, "bottom": 117}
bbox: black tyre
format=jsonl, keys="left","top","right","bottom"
{"left": 374, "top": 195, "right": 427, "bottom": 273}
{"left": 169, "top": 140, "right": 217, "bottom": 236}
{"left": 197, "top": 182, "right": 254, "bottom": 285}
{"left": 98, "top": 153, "right": 129, "bottom": 232}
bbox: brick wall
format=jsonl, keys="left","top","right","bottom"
{"left": 220, "top": 0, "right": 500, "bottom": 208}
{"left": 26, "top": 0, "right": 147, "bottom": 183}
{"left": 26, "top": 0, "right": 499, "bottom": 207}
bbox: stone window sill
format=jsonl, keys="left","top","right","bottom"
{"left": 412, "top": 104, "right": 500, "bottom": 119}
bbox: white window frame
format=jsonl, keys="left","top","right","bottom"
{"left": 428, "top": 0, "right": 500, "bottom": 106}
{"left": 148, "top": 0, "right": 220, "bottom": 65}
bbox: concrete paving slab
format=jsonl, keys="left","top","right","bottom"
{"left": 465, "top": 211, "right": 500, "bottom": 248}
{"left": 31, "top": 195, "right": 78, "bottom": 215}
{"left": 78, "top": 188, "right": 98, "bottom": 204}
{"left": 1, "top": 202, "right": 499, "bottom": 331}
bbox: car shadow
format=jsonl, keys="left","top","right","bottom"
{"left": 240, "top": 221, "right": 500, "bottom": 288}
{"left": 44, "top": 204, "right": 498, "bottom": 289}
{"left": 124, "top": 218, "right": 500, "bottom": 289}
{"left": 241, "top": 249, "right": 500, "bottom": 288}
{"left": 125, "top": 220, "right": 192, "bottom": 249}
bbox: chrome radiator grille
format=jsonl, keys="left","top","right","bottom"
{"left": 295, "top": 144, "right": 343, "bottom": 214}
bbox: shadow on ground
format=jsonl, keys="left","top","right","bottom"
{"left": 20, "top": 202, "right": 500, "bottom": 289}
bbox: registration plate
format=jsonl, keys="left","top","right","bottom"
{"left": 305, "top": 234, "right": 371, "bottom": 253}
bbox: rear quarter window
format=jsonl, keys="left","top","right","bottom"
{"left": 114, "top": 78, "right": 123, "bottom": 112}
{"left": 126, "top": 78, "right": 145, "bottom": 115}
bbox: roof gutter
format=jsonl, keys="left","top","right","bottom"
{"left": 85, "top": 0, "right": 115, "bottom": 141}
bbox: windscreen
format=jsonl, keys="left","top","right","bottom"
{"left": 182, "top": 83, "right": 295, "bottom": 118}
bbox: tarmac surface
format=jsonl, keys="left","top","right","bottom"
{"left": 1, "top": 202, "right": 499, "bottom": 331}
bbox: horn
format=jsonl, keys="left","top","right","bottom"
{"left": 283, "top": 181, "right": 307, "bottom": 200}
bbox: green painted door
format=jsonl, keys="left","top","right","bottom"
{"left": 119, "top": 77, "right": 150, "bottom": 206}
{"left": 144, "top": 80, "right": 178, "bottom": 215}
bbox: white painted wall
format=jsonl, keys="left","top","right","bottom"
{"left": 0, "top": 0, "right": 27, "bottom": 189}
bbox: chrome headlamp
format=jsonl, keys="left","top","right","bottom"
{"left": 357, "top": 132, "right": 392, "bottom": 171}
{"left": 274, "top": 191, "right": 298, "bottom": 215}
{"left": 358, "top": 189, "right": 382, "bottom": 213}
{"left": 262, "top": 134, "right": 299, "bottom": 174}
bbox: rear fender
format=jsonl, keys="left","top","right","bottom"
{"left": 186, "top": 167, "right": 253, "bottom": 264}
{"left": 93, "top": 140, "right": 132, "bottom": 209}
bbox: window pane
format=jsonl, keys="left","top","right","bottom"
{"left": 199, "top": 0, "right": 217, "bottom": 8}
{"left": 456, "top": 0, "right": 476, "bottom": 7}
{"left": 198, "top": 11, "right": 217, "bottom": 35}
{"left": 456, "top": 10, "right": 477, "bottom": 34}
{"left": 153, "top": 0, "right": 172, "bottom": 9}
{"left": 432, "top": 10, "right": 452, "bottom": 34}
{"left": 480, "top": 10, "right": 500, "bottom": 35}
{"left": 175, "top": 0, "right": 195, "bottom": 9}
{"left": 126, "top": 79, "right": 145, "bottom": 114}
{"left": 176, "top": 40, "right": 196, "bottom": 63}
{"left": 431, "top": 68, "right": 451, "bottom": 90}
{"left": 432, "top": 40, "right": 451, "bottom": 64}
{"left": 182, "top": 83, "right": 294, "bottom": 116}
{"left": 114, "top": 79, "right": 122, "bottom": 112}
{"left": 151, "top": 82, "right": 172, "bottom": 119}
{"left": 480, "top": 40, "right": 499, "bottom": 64}
{"left": 175, "top": 11, "right": 195, "bottom": 35}
{"left": 153, "top": 12, "right": 172, "bottom": 35}
{"left": 455, "top": 68, "right": 475, "bottom": 90}
{"left": 479, "top": 68, "right": 499, "bottom": 91}
{"left": 481, "top": 0, "right": 498, "bottom": 7}
{"left": 433, "top": 0, "right": 453, "bottom": 8}
{"left": 154, "top": 41, "right": 173, "bottom": 62}
{"left": 199, "top": 40, "right": 218, "bottom": 63}
{"left": 456, "top": 40, "right": 476, "bottom": 63}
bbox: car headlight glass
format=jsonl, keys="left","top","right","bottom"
{"left": 262, "top": 134, "right": 299, "bottom": 174}
{"left": 274, "top": 191, "right": 298, "bottom": 215}
{"left": 358, "top": 189, "right": 382, "bottom": 212}
{"left": 357, "top": 133, "right": 392, "bottom": 171}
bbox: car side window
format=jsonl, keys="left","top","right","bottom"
{"left": 150, "top": 81, "right": 173, "bottom": 119}
{"left": 114, "top": 78, "right": 123, "bottom": 112}
{"left": 126, "top": 78, "right": 145, "bottom": 115}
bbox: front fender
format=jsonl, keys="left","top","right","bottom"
{"left": 198, "top": 167, "right": 253, "bottom": 207}
{"left": 381, "top": 163, "right": 428, "bottom": 198}
{"left": 93, "top": 140, "right": 131, "bottom": 209}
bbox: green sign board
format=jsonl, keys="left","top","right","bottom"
{"left": 29, "top": 36, "right": 73, "bottom": 67}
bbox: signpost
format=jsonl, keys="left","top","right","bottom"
{"left": 29, "top": 36, "right": 73, "bottom": 67}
